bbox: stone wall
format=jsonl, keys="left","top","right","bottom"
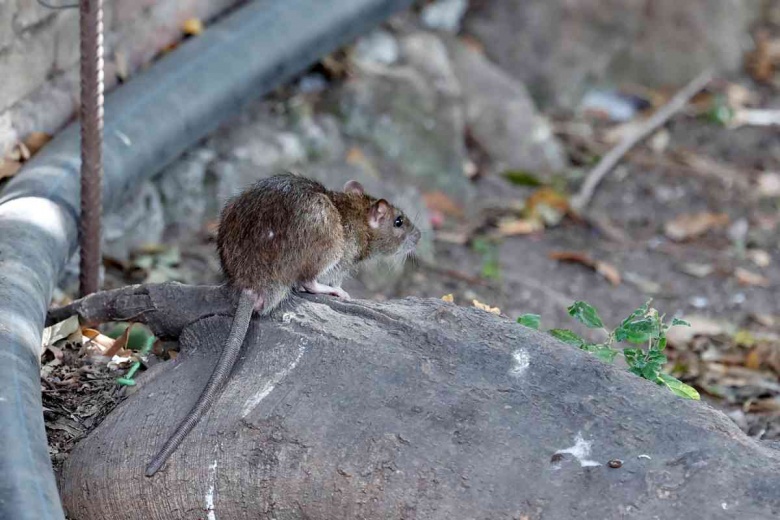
{"left": 0, "top": 0, "right": 240, "bottom": 155}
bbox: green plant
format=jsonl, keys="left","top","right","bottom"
{"left": 517, "top": 300, "right": 699, "bottom": 400}
{"left": 472, "top": 237, "right": 501, "bottom": 280}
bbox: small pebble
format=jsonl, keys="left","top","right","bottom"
{"left": 608, "top": 459, "right": 623, "bottom": 468}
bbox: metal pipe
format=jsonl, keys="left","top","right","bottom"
{"left": 0, "top": 1, "right": 413, "bottom": 518}
{"left": 78, "top": 0, "right": 104, "bottom": 297}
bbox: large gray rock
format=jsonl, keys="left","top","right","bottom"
{"left": 338, "top": 48, "right": 472, "bottom": 201}
{"left": 103, "top": 181, "right": 165, "bottom": 261}
{"left": 156, "top": 148, "right": 216, "bottom": 235}
{"left": 56, "top": 286, "right": 780, "bottom": 519}
{"left": 465, "top": 0, "right": 761, "bottom": 109}
{"left": 446, "top": 38, "right": 566, "bottom": 176}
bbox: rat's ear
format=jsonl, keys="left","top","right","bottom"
{"left": 369, "top": 199, "right": 391, "bottom": 229}
{"left": 343, "top": 180, "right": 364, "bottom": 195}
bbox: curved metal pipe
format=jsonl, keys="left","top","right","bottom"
{"left": 0, "top": 1, "right": 412, "bottom": 518}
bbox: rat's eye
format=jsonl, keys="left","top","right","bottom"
{"left": 394, "top": 215, "right": 404, "bottom": 228}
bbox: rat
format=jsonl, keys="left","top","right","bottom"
{"left": 145, "top": 172, "right": 421, "bottom": 476}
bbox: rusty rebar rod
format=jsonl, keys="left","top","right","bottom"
{"left": 78, "top": 0, "right": 104, "bottom": 297}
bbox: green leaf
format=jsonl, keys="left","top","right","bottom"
{"left": 567, "top": 301, "right": 605, "bottom": 329}
{"left": 659, "top": 373, "right": 700, "bottom": 400}
{"left": 472, "top": 238, "right": 501, "bottom": 280}
{"left": 671, "top": 318, "right": 691, "bottom": 328}
{"left": 517, "top": 314, "right": 541, "bottom": 330}
{"left": 623, "top": 348, "right": 643, "bottom": 368}
{"left": 105, "top": 322, "right": 155, "bottom": 350}
{"left": 646, "top": 349, "right": 667, "bottom": 365}
{"left": 582, "top": 344, "right": 619, "bottom": 363}
{"left": 615, "top": 318, "right": 655, "bottom": 344}
{"left": 622, "top": 301, "right": 651, "bottom": 324}
{"left": 641, "top": 363, "right": 660, "bottom": 381}
{"left": 549, "top": 329, "right": 585, "bottom": 347}
{"left": 503, "top": 170, "right": 543, "bottom": 187}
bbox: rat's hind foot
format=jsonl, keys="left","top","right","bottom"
{"left": 301, "top": 281, "right": 350, "bottom": 299}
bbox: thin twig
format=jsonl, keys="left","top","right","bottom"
{"left": 571, "top": 70, "right": 714, "bottom": 212}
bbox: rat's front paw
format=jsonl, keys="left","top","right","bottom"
{"left": 332, "top": 287, "right": 350, "bottom": 299}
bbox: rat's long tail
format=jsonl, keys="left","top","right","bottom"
{"left": 145, "top": 288, "right": 255, "bottom": 477}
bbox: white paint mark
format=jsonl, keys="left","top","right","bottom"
{"left": 205, "top": 459, "right": 218, "bottom": 520}
{"left": 115, "top": 130, "right": 132, "bottom": 147}
{"left": 553, "top": 432, "right": 601, "bottom": 468}
{"left": 510, "top": 349, "right": 530, "bottom": 377}
{"left": 721, "top": 502, "right": 728, "bottom": 510}
{"left": 637, "top": 454, "right": 652, "bottom": 460}
{"left": 241, "top": 343, "right": 306, "bottom": 417}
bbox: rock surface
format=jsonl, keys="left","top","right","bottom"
{"left": 58, "top": 286, "right": 780, "bottom": 520}
{"left": 465, "top": 0, "right": 762, "bottom": 109}
{"left": 446, "top": 37, "right": 566, "bottom": 176}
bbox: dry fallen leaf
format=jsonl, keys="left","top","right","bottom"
{"left": 679, "top": 262, "right": 715, "bottom": 278}
{"left": 182, "top": 18, "right": 203, "bottom": 36}
{"left": 496, "top": 218, "right": 542, "bottom": 237}
{"left": 102, "top": 324, "right": 134, "bottom": 359}
{"left": 441, "top": 294, "right": 454, "bottom": 303}
{"left": 525, "top": 187, "right": 569, "bottom": 227}
{"left": 8, "top": 142, "right": 30, "bottom": 162}
{"left": 344, "top": 146, "right": 379, "bottom": 177}
{"left": 595, "top": 261, "right": 622, "bottom": 286}
{"left": 664, "top": 212, "right": 730, "bottom": 242}
{"left": 649, "top": 129, "right": 670, "bottom": 154}
{"left": 434, "top": 230, "right": 470, "bottom": 245}
{"left": 674, "top": 151, "right": 750, "bottom": 190}
{"left": 41, "top": 315, "right": 80, "bottom": 350}
{"left": 746, "top": 30, "right": 780, "bottom": 83}
{"left": 23, "top": 132, "right": 51, "bottom": 156}
{"left": 757, "top": 172, "right": 780, "bottom": 198}
{"left": 548, "top": 251, "right": 622, "bottom": 286}
{"left": 745, "top": 349, "right": 762, "bottom": 370}
{"left": 82, "top": 327, "right": 117, "bottom": 357}
{"left": 747, "top": 249, "right": 772, "bottom": 268}
{"left": 735, "top": 267, "right": 770, "bottom": 287}
{"left": 729, "top": 109, "right": 780, "bottom": 129}
{"left": 666, "top": 315, "right": 727, "bottom": 346}
{"left": 0, "top": 159, "right": 21, "bottom": 180}
{"left": 423, "top": 191, "right": 464, "bottom": 219}
{"left": 724, "top": 83, "right": 758, "bottom": 111}
{"left": 472, "top": 299, "right": 500, "bottom": 315}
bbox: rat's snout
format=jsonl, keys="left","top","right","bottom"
{"left": 406, "top": 228, "right": 422, "bottom": 250}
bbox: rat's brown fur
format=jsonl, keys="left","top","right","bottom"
{"left": 217, "top": 173, "right": 419, "bottom": 310}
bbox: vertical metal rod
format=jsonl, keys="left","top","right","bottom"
{"left": 78, "top": 0, "right": 104, "bottom": 297}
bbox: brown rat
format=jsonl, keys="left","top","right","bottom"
{"left": 145, "top": 172, "right": 420, "bottom": 476}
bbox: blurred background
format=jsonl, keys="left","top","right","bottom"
{"left": 3, "top": 0, "right": 780, "bottom": 463}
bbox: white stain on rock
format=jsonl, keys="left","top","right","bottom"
{"left": 510, "top": 349, "right": 530, "bottom": 377}
{"left": 553, "top": 432, "right": 601, "bottom": 468}
{"left": 205, "top": 459, "right": 218, "bottom": 520}
{"left": 241, "top": 342, "right": 306, "bottom": 417}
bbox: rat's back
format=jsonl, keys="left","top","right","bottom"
{"left": 217, "top": 174, "right": 345, "bottom": 296}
